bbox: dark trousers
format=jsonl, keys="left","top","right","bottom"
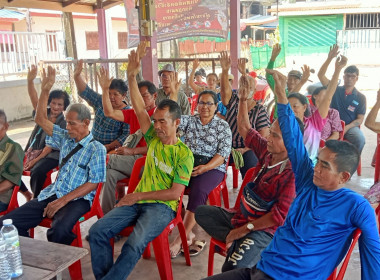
{"left": 0, "top": 195, "right": 90, "bottom": 245}
{"left": 20, "top": 158, "right": 58, "bottom": 197}
{"left": 203, "top": 266, "right": 273, "bottom": 280}
{"left": 230, "top": 150, "right": 258, "bottom": 179}
{"left": 195, "top": 205, "right": 273, "bottom": 272}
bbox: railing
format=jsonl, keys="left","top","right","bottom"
{"left": 0, "top": 31, "right": 65, "bottom": 80}
{"left": 41, "top": 58, "right": 221, "bottom": 102}
{"left": 337, "top": 29, "right": 380, "bottom": 49}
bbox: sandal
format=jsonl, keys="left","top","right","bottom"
{"left": 188, "top": 240, "right": 207, "bottom": 257}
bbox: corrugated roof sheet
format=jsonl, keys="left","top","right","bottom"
{"left": 0, "top": 9, "right": 25, "bottom": 20}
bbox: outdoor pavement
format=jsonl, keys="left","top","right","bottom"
{"left": 6, "top": 65, "right": 380, "bottom": 279}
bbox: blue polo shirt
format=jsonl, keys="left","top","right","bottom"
{"left": 330, "top": 86, "right": 366, "bottom": 125}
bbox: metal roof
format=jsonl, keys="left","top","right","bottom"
{"left": 0, "top": 9, "right": 25, "bottom": 21}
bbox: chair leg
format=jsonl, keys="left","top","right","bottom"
{"left": 152, "top": 233, "right": 173, "bottom": 280}
{"left": 142, "top": 243, "right": 151, "bottom": 259}
{"left": 208, "top": 241, "right": 216, "bottom": 276}
{"left": 177, "top": 221, "right": 191, "bottom": 266}
{"left": 357, "top": 158, "right": 361, "bottom": 176}
{"left": 221, "top": 182, "right": 229, "bottom": 209}
{"left": 232, "top": 166, "right": 239, "bottom": 189}
{"left": 208, "top": 189, "right": 221, "bottom": 207}
{"left": 68, "top": 260, "right": 82, "bottom": 280}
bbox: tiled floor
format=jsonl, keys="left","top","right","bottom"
{"left": 8, "top": 106, "right": 379, "bottom": 280}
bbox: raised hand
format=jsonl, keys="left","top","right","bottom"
{"left": 41, "top": 66, "right": 56, "bottom": 92}
{"left": 301, "top": 64, "right": 311, "bottom": 81}
{"left": 266, "top": 69, "right": 287, "bottom": 103}
{"left": 328, "top": 44, "right": 340, "bottom": 60}
{"left": 169, "top": 72, "right": 182, "bottom": 95}
{"left": 137, "top": 40, "right": 148, "bottom": 59}
{"left": 192, "top": 59, "right": 200, "bottom": 71}
{"left": 74, "top": 59, "right": 84, "bottom": 78}
{"left": 335, "top": 55, "right": 348, "bottom": 70}
{"left": 377, "top": 89, "right": 380, "bottom": 103}
{"left": 27, "top": 65, "right": 37, "bottom": 82}
{"left": 127, "top": 50, "right": 141, "bottom": 78}
{"left": 271, "top": 44, "right": 281, "bottom": 60}
{"left": 97, "top": 67, "right": 113, "bottom": 90}
{"left": 237, "top": 58, "right": 247, "bottom": 75}
{"left": 219, "top": 51, "right": 231, "bottom": 71}
{"left": 238, "top": 75, "right": 250, "bottom": 100}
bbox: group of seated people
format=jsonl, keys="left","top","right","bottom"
{"left": 0, "top": 41, "right": 379, "bottom": 280}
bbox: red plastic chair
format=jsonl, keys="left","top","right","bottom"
{"left": 326, "top": 229, "right": 362, "bottom": 280}
{"left": 0, "top": 186, "right": 20, "bottom": 216}
{"left": 208, "top": 167, "right": 256, "bottom": 276}
{"left": 30, "top": 182, "right": 104, "bottom": 280}
{"left": 112, "top": 156, "right": 191, "bottom": 280}
{"left": 22, "top": 167, "right": 59, "bottom": 192}
{"left": 191, "top": 94, "right": 199, "bottom": 115}
{"left": 228, "top": 162, "right": 240, "bottom": 189}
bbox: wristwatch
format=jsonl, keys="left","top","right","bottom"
{"left": 247, "top": 223, "right": 255, "bottom": 231}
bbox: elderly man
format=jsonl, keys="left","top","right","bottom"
{"left": 196, "top": 75, "right": 297, "bottom": 271}
{"left": 74, "top": 59, "right": 130, "bottom": 152}
{"left": 0, "top": 110, "right": 24, "bottom": 212}
{"left": 205, "top": 69, "right": 380, "bottom": 280}
{"left": 0, "top": 67, "right": 106, "bottom": 245}
{"left": 156, "top": 63, "right": 190, "bottom": 115}
{"left": 318, "top": 45, "right": 366, "bottom": 155}
{"left": 89, "top": 49, "right": 193, "bottom": 279}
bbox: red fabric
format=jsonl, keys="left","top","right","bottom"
{"left": 230, "top": 128, "right": 296, "bottom": 235}
{"left": 122, "top": 107, "right": 155, "bottom": 147}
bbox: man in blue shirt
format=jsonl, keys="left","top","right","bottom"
{"left": 74, "top": 59, "right": 130, "bottom": 152}
{"left": 0, "top": 66, "right": 106, "bottom": 245}
{"left": 318, "top": 45, "right": 366, "bottom": 155}
{"left": 205, "top": 66, "right": 380, "bottom": 280}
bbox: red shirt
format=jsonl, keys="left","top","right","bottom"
{"left": 231, "top": 128, "right": 296, "bottom": 235}
{"left": 122, "top": 107, "right": 155, "bottom": 147}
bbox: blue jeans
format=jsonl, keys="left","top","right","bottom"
{"left": 344, "top": 126, "right": 365, "bottom": 155}
{"left": 89, "top": 203, "right": 175, "bottom": 280}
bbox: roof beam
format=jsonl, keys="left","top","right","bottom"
{"left": 0, "top": 0, "right": 94, "bottom": 13}
{"left": 94, "top": 0, "right": 122, "bottom": 11}
{"left": 62, "top": 0, "right": 81, "bottom": 8}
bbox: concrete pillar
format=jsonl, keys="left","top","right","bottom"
{"left": 140, "top": 34, "right": 158, "bottom": 85}
{"left": 230, "top": 0, "right": 241, "bottom": 89}
{"left": 96, "top": 8, "right": 109, "bottom": 61}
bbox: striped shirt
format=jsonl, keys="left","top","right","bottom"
{"left": 79, "top": 85, "right": 130, "bottom": 145}
{"left": 39, "top": 125, "right": 106, "bottom": 203}
{"left": 226, "top": 92, "right": 270, "bottom": 148}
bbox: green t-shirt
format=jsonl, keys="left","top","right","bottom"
{"left": 134, "top": 124, "right": 194, "bottom": 212}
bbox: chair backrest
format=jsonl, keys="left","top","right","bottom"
{"left": 233, "top": 167, "right": 256, "bottom": 210}
{"left": 126, "top": 156, "right": 147, "bottom": 194}
{"left": 326, "top": 228, "right": 361, "bottom": 280}
{"left": 191, "top": 94, "right": 199, "bottom": 115}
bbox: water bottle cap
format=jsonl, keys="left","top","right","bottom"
{"left": 2, "top": 219, "right": 12, "bottom": 226}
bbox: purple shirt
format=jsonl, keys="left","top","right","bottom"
{"left": 310, "top": 105, "right": 343, "bottom": 140}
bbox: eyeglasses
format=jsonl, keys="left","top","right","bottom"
{"left": 198, "top": 101, "right": 215, "bottom": 107}
{"left": 344, "top": 74, "right": 358, "bottom": 79}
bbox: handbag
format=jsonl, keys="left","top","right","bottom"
{"left": 193, "top": 154, "right": 212, "bottom": 167}
{"left": 24, "top": 147, "right": 43, "bottom": 167}
{"left": 364, "top": 182, "right": 380, "bottom": 204}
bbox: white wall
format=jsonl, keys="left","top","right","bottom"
{"left": 0, "top": 79, "right": 41, "bottom": 122}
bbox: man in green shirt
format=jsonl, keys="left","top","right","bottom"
{"left": 266, "top": 44, "right": 310, "bottom": 119}
{"left": 0, "top": 110, "right": 24, "bottom": 212}
{"left": 89, "top": 47, "right": 194, "bottom": 280}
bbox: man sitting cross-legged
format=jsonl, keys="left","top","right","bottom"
{"left": 195, "top": 75, "right": 297, "bottom": 272}
{"left": 204, "top": 69, "right": 380, "bottom": 280}
{"left": 97, "top": 52, "right": 158, "bottom": 214}
{"left": 89, "top": 50, "right": 194, "bottom": 280}
{"left": 0, "top": 66, "right": 106, "bottom": 245}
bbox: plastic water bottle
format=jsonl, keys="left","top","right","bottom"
{"left": 1, "top": 220, "right": 22, "bottom": 278}
{"left": 0, "top": 232, "right": 10, "bottom": 280}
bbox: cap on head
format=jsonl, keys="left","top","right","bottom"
{"left": 288, "top": 70, "right": 302, "bottom": 80}
{"left": 158, "top": 64, "right": 175, "bottom": 76}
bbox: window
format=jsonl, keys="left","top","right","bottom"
{"left": 86, "top": 31, "right": 99, "bottom": 50}
{"left": 346, "top": 13, "right": 380, "bottom": 30}
{"left": 118, "top": 32, "right": 128, "bottom": 49}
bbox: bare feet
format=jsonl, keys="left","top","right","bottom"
{"left": 187, "top": 231, "right": 195, "bottom": 246}
{"left": 21, "top": 191, "right": 33, "bottom": 201}
{"left": 169, "top": 242, "right": 182, "bottom": 259}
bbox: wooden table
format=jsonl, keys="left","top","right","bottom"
{"left": 18, "top": 237, "right": 88, "bottom": 280}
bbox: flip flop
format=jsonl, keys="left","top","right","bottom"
{"left": 188, "top": 240, "right": 207, "bottom": 257}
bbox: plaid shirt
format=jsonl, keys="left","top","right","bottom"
{"left": 230, "top": 128, "right": 296, "bottom": 235}
{"left": 38, "top": 125, "right": 106, "bottom": 203}
{"left": 80, "top": 85, "right": 130, "bottom": 145}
